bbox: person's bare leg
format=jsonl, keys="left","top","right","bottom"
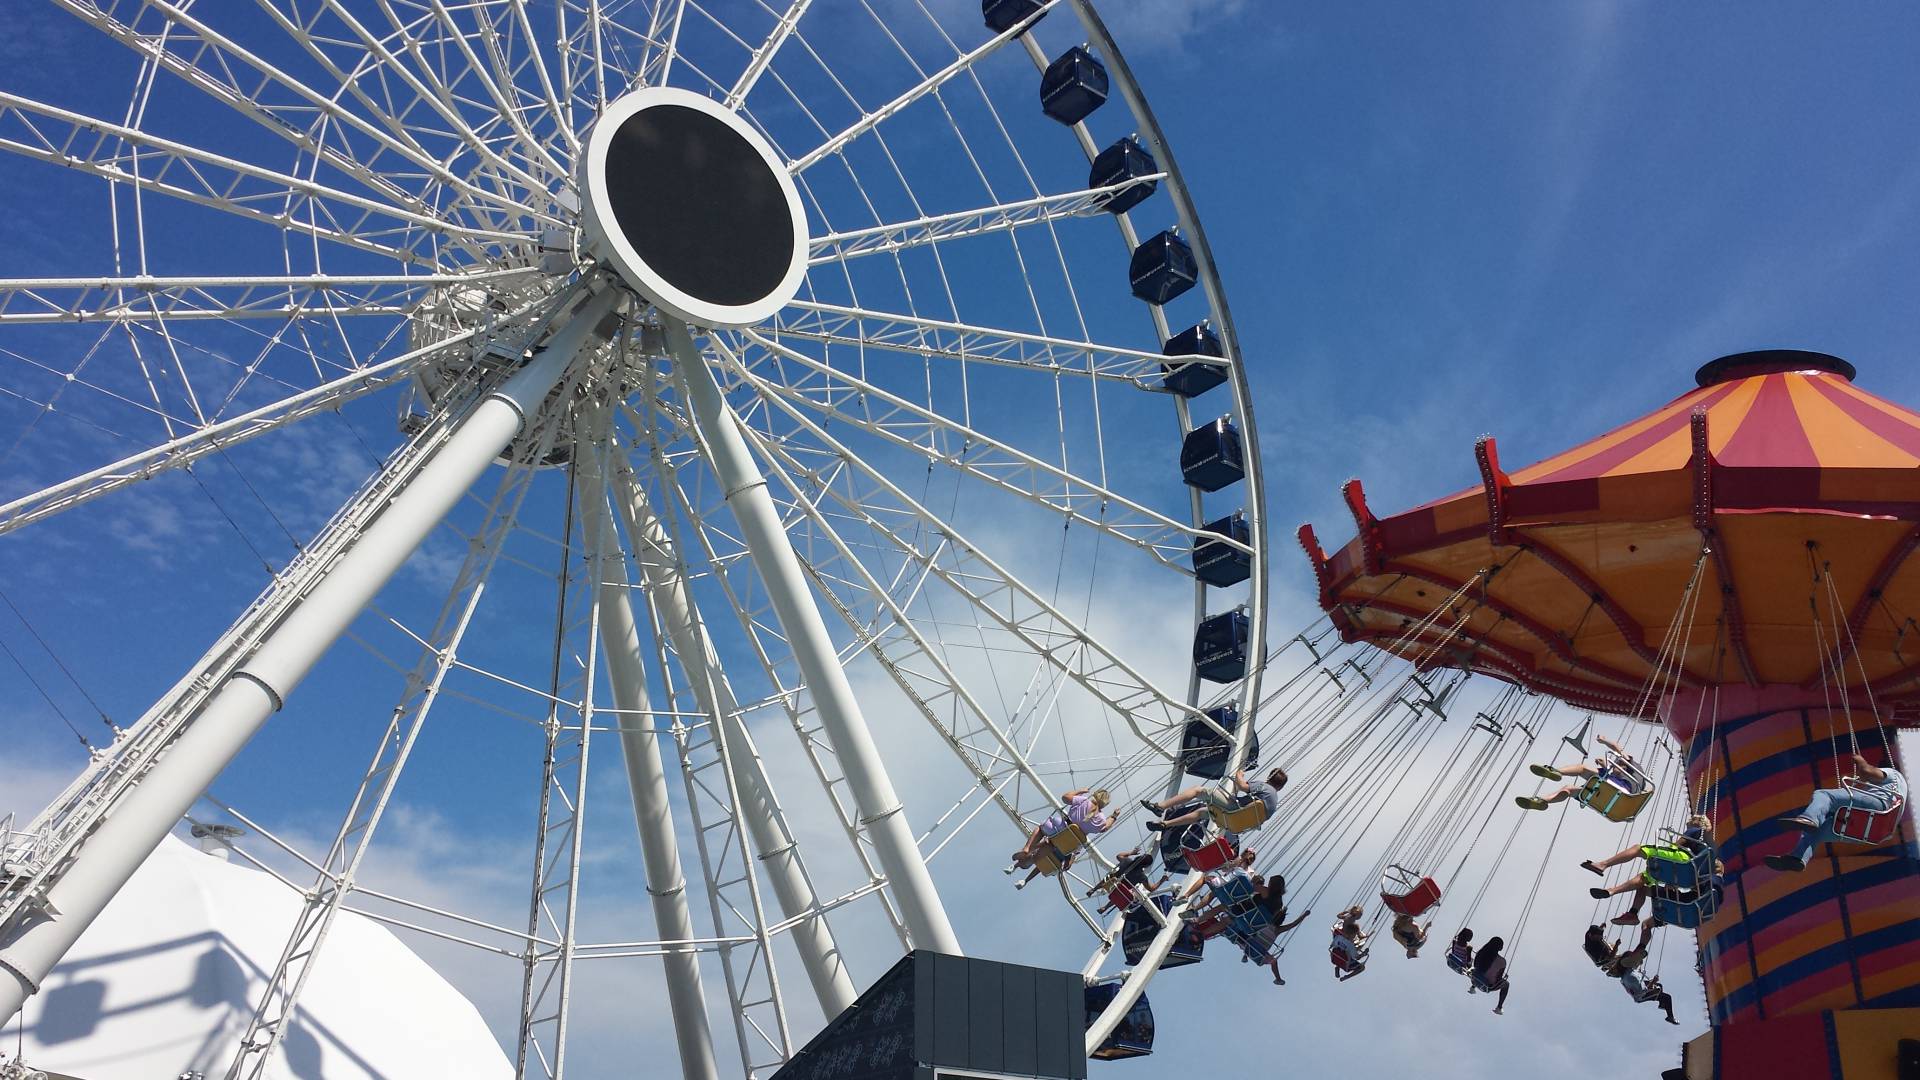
{"left": 1493, "top": 980, "right": 1510, "bottom": 1012}
{"left": 1151, "top": 785, "right": 1206, "bottom": 811}
{"left": 1157, "top": 807, "right": 1207, "bottom": 829}
{"left": 1589, "top": 844, "right": 1643, "bottom": 871}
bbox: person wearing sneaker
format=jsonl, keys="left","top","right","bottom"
{"left": 1764, "top": 754, "right": 1908, "bottom": 872}
{"left": 1588, "top": 859, "right": 1725, "bottom": 925}
{"left": 1515, "top": 733, "right": 1636, "bottom": 811}
{"left": 1141, "top": 767, "right": 1288, "bottom": 834}
{"left": 1578, "top": 815, "right": 1711, "bottom": 877}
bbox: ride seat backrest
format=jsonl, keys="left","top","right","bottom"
{"left": 1185, "top": 836, "right": 1237, "bottom": 874}
{"left": 1050, "top": 822, "right": 1089, "bottom": 856}
{"left": 1208, "top": 871, "right": 1257, "bottom": 908}
{"left": 1382, "top": 874, "right": 1442, "bottom": 917}
{"left": 1834, "top": 778, "right": 1907, "bottom": 844}
{"left": 1030, "top": 845, "right": 1067, "bottom": 876}
{"left": 1642, "top": 835, "right": 1711, "bottom": 891}
{"left": 1651, "top": 893, "right": 1707, "bottom": 929}
{"left": 1579, "top": 768, "right": 1654, "bottom": 823}
{"left": 1212, "top": 799, "right": 1268, "bottom": 833}
{"left": 1471, "top": 956, "right": 1506, "bottom": 990}
{"left": 1446, "top": 945, "right": 1472, "bottom": 973}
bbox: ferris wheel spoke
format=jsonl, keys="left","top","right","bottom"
{"left": 230, "top": 411, "right": 551, "bottom": 1080}
{"left": 805, "top": 177, "right": 1165, "bottom": 267}
{"left": 730, "top": 332, "right": 1238, "bottom": 577}
{"left": 258, "top": 0, "right": 567, "bottom": 203}
{"left": 0, "top": 289, "right": 556, "bottom": 538}
{"left": 0, "top": 271, "right": 536, "bottom": 325}
{"left": 55, "top": 0, "right": 556, "bottom": 233}
{"left": 621, "top": 427, "right": 912, "bottom": 955}
{"left": 0, "top": 94, "right": 518, "bottom": 263}
{"left": 395, "top": 0, "right": 573, "bottom": 182}
{"left": 722, "top": 0, "right": 811, "bottom": 110}
{"left": 785, "top": 0, "right": 1057, "bottom": 173}
{"left": 744, "top": 435, "right": 1094, "bottom": 838}
{"left": 716, "top": 398, "right": 1193, "bottom": 758}
{"left": 611, "top": 429, "right": 876, "bottom": 1002}
{"left": 770, "top": 301, "right": 1218, "bottom": 384}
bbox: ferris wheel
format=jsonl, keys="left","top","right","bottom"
{"left": 0, "top": 1, "right": 1266, "bottom": 1077}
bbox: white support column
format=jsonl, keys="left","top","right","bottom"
{"left": 576, "top": 424, "right": 719, "bottom": 1080}
{"left": 665, "top": 318, "right": 960, "bottom": 955}
{"left": 0, "top": 284, "right": 623, "bottom": 1025}
{"left": 610, "top": 452, "right": 857, "bottom": 1015}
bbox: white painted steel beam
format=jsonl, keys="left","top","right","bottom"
{"left": 667, "top": 317, "right": 960, "bottom": 955}
{"left": 578, "top": 425, "right": 719, "bottom": 1080}
{"left": 610, "top": 450, "right": 858, "bottom": 1017}
{"left": 0, "top": 284, "right": 621, "bottom": 1025}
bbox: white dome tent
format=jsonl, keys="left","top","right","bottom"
{"left": 9, "top": 835, "right": 510, "bottom": 1080}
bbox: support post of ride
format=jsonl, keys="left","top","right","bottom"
{"left": 667, "top": 317, "right": 960, "bottom": 956}
{"left": 578, "top": 415, "right": 720, "bottom": 1080}
{"left": 610, "top": 449, "right": 858, "bottom": 1014}
{"left": 0, "top": 283, "right": 622, "bottom": 1026}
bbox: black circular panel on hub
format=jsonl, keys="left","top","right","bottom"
{"left": 602, "top": 104, "right": 794, "bottom": 308}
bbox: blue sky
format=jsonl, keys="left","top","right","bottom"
{"left": 4, "top": 1, "right": 1920, "bottom": 1077}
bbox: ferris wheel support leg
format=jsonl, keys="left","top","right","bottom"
{"left": 578, "top": 432, "right": 720, "bottom": 1080}
{"left": 609, "top": 452, "right": 857, "bottom": 1014}
{"left": 0, "top": 283, "right": 622, "bottom": 1027}
{"left": 667, "top": 317, "right": 961, "bottom": 956}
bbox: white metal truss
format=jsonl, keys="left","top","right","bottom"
{"left": 0, "top": 0, "right": 1270, "bottom": 1076}
{"left": 227, "top": 399, "right": 560, "bottom": 1080}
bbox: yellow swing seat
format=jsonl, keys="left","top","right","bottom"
{"left": 1030, "top": 822, "right": 1089, "bottom": 876}
{"left": 1575, "top": 756, "right": 1654, "bottom": 823}
{"left": 1210, "top": 799, "right": 1269, "bottom": 833}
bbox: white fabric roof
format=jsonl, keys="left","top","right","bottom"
{"left": 13, "top": 834, "right": 512, "bottom": 1080}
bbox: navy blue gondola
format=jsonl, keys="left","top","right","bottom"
{"left": 1129, "top": 229, "right": 1198, "bottom": 305}
{"left": 1180, "top": 704, "right": 1260, "bottom": 779}
{"left": 1086, "top": 982, "right": 1155, "bottom": 1060}
{"left": 1194, "top": 611, "right": 1250, "bottom": 684}
{"left": 1161, "top": 321, "right": 1227, "bottom": 397}
{"left": 982, "top": 0, "right": 1045, "bottom": 34}
{"left": 1155, "top": 804, "right": 1207, "bottom": 874}
{"left": 1191, "top": 510, "right": 1252, "bottom": 587}
{"left": 1039, "top": 46, "right": 1109, "bottom": 126}
{"left": 1089, "top": 136, "right": 1158, "bottom": 215}
{"left": 1120, "top": 895, "right": 1203, "bottom": 968}
{"left": 1180, "top": 416, "right": 1245, "bottom": 492}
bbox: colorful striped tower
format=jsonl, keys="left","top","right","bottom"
{"left": 1669, "top": 687, "right": 1919, "bottom": 1077}
{"left": 1300, "top": 351, "right": 1920, "bottom": 1078}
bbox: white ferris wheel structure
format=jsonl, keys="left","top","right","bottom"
{"left": 0, "top": 1, "right": 1268, "bottom": 1077}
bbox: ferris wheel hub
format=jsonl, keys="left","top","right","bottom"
{"left": 579, "top": 88, "right": 809, "bottom": 329}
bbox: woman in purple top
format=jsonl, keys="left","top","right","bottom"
{"left": 1005, "top": 788, "right": 1112, "bottom": 880}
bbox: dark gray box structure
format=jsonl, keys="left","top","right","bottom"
{"left": 770, "top": 950, "right": 1087, "bottom": 1080}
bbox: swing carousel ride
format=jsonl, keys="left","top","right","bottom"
{"left": 0, "top": 0, "right": 1912, "bottom": 1075}
{"left": 1301, "top": 349, "right": 1920, "bottom": 1078}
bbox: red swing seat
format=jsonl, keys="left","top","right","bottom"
{"left": 1833, "top": 777, "right": 1906, "bottom": 845}
{"left": 1106, "top": 882, "right": 1140, "bottom": 912}
{"left": 1184, "top": 835, "right": 1238, "bottom": 873}
{"left": 1380, "top": 864, "right": 1442, "bottom": 917}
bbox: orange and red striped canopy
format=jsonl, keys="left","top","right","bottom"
{"left": 1300, "top": 352, "right": 1920, "bottom": 715}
